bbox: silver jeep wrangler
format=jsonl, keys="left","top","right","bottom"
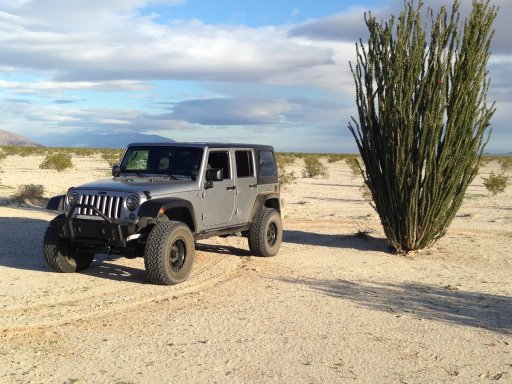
{"left": 43, "top": 143, "right": 282, "bottom": 285}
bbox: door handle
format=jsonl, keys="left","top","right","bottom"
{"left": 226, "top": 186, "right": 237, "bottom": 190}
{"left": 249, "top": 184, "right": 257, "bottom": 189}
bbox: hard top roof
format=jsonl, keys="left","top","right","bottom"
{"left": 126, "top": 142, "right": 274, "bottom": 151}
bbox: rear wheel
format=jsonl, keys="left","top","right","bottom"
{"left": 144, "top": 221, "right": 195, "bottom": 285}
{"left": 43, "top": 215, "right": 95, "bottom": 272}
{"left": 248, "top": 207, "right": 282, "bottom": 257}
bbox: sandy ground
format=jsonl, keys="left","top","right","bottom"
{"left": 0, "top": 154, "right": 511, "bottom": 383}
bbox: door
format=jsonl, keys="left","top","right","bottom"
{"left": 233, "top": 150, "right": 257, "bottom": 225}
{"left": 201, "top": 150, "right": 236, "bottom": 227}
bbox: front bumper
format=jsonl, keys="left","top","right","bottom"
{"left": 65, "top": 204, "right": 137, "bottom": 248}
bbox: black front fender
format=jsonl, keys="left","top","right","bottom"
{"left": 138, "top": 198, "right": 196, "bottom": 230}
{"left": 46, "top": 195, "right": 65, "bottom": 211}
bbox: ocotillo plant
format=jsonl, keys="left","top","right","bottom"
{"left": 349, "top": 0, "right": 497, "bottom": 252}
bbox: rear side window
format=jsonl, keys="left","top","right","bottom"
{"left": 258, "top": 150, "right": 276, "bottom": 177}
{"left": 207, "top": 151, "right": 231, "bottom": 179}
{"left": 235, "top": 151, "right": 254, "bottom": 178}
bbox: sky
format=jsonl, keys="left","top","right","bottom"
{"left": 0, "top": 0, "right": 510, "bottom": 153}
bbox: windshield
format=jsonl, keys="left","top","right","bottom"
{"left": 119, "top": 146, "right": 204, "bottom": 180}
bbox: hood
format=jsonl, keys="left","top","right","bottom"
{"left": 72, "top": 177, "right": 197, "bottom": 198}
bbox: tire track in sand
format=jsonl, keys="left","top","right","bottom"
{"left": 0, "top": 240, "right": 252, "bottom": 331}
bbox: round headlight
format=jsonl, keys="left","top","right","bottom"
{"left": 126, "top": 195, "right": 139, "bottom": 211}
{"left": 68, "top": 191, "right": 79, "bottom": 206}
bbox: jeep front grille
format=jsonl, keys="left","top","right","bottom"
{"left": 77, "top": 194, "right": 124, "bottom": 219}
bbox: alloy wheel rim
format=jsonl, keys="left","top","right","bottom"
{"left": 169, "top": 239, "right": 186, "bottom": 271}
{"left": 267, "top": 222, "right": 277, "bottom": 246}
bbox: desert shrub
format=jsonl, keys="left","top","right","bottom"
{"left": 11, "top": 184, "right": 45, "bottom": 203}
{"left": 326, "top": 154, "right": 344, "bottom": 163}
{"left": 1, "top": 146, "right": 46, "bottom": 157}
{"left": 482, "top": 172, "right": 509, "bottom": 195}
{"left": 72, "top": 147, "right": 97, "bottom": 157}
{"left": 349, "top": 1, "right": 497, "bottom": 252}
{"left": 359, "top": 183, "right": 372, "bottom": 202}
{"left": 0, "top": 151, "right": 6, "bottom": 168}
{"left": 479, "top": 156, "right": 493, "bottom": 166}
{"left": 275, "top": 153, "right": 295, "bottom": 167}
{"left": 278, "top": 163, "right": 297, "bottom": 187}
{"left": 345, "top": 157, "right": 362, "bottom": 177}
{"left": 302, "top": 156, "right": 328, "bottom": 178}
{"left": 100, "top": 149, "right": 124, "bottom": 166}
{"left": 39, "top": 152, "right": 73, "bottom": 172}
{"left": 353, "top": 224, "right": 375, "bottom": 240}
{"left": 498, "top": 157, "right": 512, "bottom": 172}
{"left": 0, "top": 151, "right": 6, "bottom": 183}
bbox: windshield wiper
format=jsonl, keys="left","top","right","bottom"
{"left": 145, "top": 173, "right": 179, "bottom": 180}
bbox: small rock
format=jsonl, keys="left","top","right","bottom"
{"left": 444, "top": 285, "right": 459, "bottom": 291}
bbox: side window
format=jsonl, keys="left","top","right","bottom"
{"left": 207, "top": 151, "right": 231, "bottom": 179}
{"left": 235, "top": 151, "right": 254, "bottom": 178}
{"left": 258, "top": 150, "right": 277, "bottom": 177}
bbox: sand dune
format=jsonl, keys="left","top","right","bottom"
{"left": 0, "top": 154, "right": 511, "bottom": 383}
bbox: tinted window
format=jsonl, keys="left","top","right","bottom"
{"left": 208, "top": 151, "right": 231, "bottom": 179}
{"left": 259, "top": 150, "right": 276, "bottom": 177}
{"left": 235, "top": 151, "right": 254, "bottom": 178}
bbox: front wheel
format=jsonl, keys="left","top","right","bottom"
{"left": 43, "top": 215, "right": 95, "bottom": 273}
{"left": 248, "top": 207, "right": 282, "bottom": 257}
{"left": 144, "top": 221, "right": 195, "bottom": 285}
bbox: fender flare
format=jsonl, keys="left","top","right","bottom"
{"left": 138, "top": 198, "right": 197, "bottom": 231}
{"left": 248, "top": 193, "right": 281, "bottom": 223}
{"left": 46, "top": 195, "right": 65, "bottom": 211}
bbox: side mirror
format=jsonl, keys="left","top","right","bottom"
{"left": 205, "top": 168, "right": 223, "bottom": 189}
{"left": 112, "top": 164, "right": 121, "bottom": 177}
{"left": 206, "top": 168, "right": 223, "bottom": 182}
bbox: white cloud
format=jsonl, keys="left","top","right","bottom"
{"left": 0, "top": 4, "right": 336, "bottom": 87}
{"left": 0, "top": 79, "right": 152, "bottom": 94}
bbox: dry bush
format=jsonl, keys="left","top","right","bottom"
{"left": 278, "top": 163, "right": 297, "bottom": 187}
{"left": 100, "top": 149, "right": 124, "bottom": 166}
{"left": 345, "top": 157, "right": 362, "bottom": 176}
{"left": 498, "top": 157, "right": 512, "bottom": 172}
{"left": 482, "top": 172, "right": 509, "bottom": 195}
{"left": 71, "top": 148, "right": 97, "bottom": 157}
{"left": 39, "top": 152, "right": 73, "bottom": 172}
{"left": 479, "top": 156, "right": 493, "bottom": 166}
{"left": 11, "top": 184, "right": 45, "bottom": 203}
{"left": 1, "top": 146, "right": 47, "bottom": 157}
{"left": 359, "top": 183, "right": 372, "bottom": 202}
{"left": 0, "top": 151, "right": 6, "bottom": 184}
{"left": 275, "top": 153, "right": 295, "bottom": 167}
{"left": 353, "top": 223, "right": 375, "bottom": 240}
{"left": 302, "top": 156, "right": 328, "bottom": 178}
{"left": 327, "top": 154, "right": 345, "bottom": 163}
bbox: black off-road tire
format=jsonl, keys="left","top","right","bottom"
{"left": 144, "top": 221, "right": 195, "bottom": 285}
{"left": 43, "top": 215, "right": 95, "bottom": 273}
{"left": 248, "top": 207, "right": 282, "bottom": 257}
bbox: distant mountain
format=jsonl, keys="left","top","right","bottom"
{"left": 0, "top": 129, "right": 42, "bottom": 146}
{"left": 36, "top": 133, "right": 176, "bottom": 148}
